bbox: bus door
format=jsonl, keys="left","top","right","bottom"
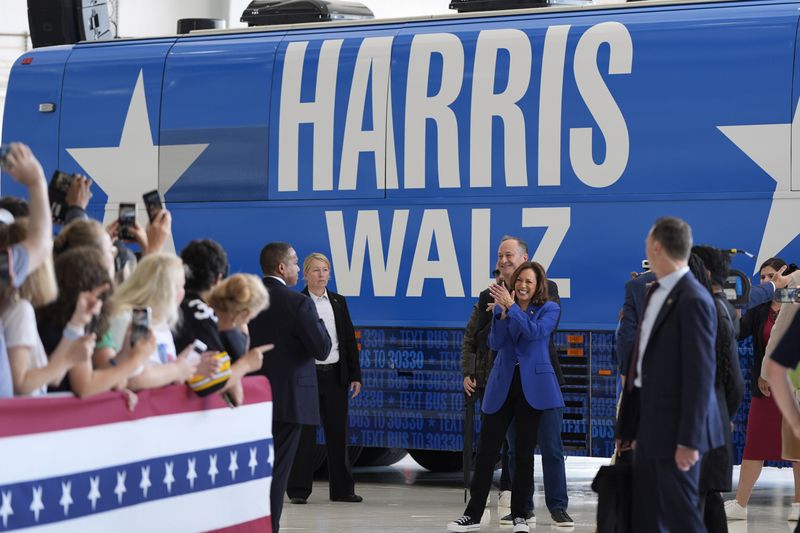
{"left": 58, "top": 39, "right": 177, "bottom": 223}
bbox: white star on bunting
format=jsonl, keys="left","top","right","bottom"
{"left": 249, "top": 447, "right": 258, "bottom": 476}
{"left": 66, "top": 70, "right": 209, "bottom": 251}
{"left": 29, "top": 486, "right": 44, "bottom": 523}
{"left": 208, "top": 454, "right": 219, "bottom": 485}
{"left": 59, "top": 481, "right": 73, "bottom": 516}
{"left": 115, "top": 471, "right": 127, "bottom": 504}
{"left": 88, "top": 476, "right": 101, "bottom": 510}
{"left": 268, "top": 443, "right": 275, "bottom": 468}
{"left": 0, "top": 490, "right": 13, "bottom": 527}
{"left": 187, "top": 458, "right": 198, "bottom": 489}
{"left": 164, "top": 461, "right": 175, "bottom": 494}
{"left": 140, "top": 466, "right": 152, "bottom": 498}
{"left": 229, "top": 450, "right": 239, "bottom": 480}
{"left": 718, "top": 101, "right": 800, "bottom": 272}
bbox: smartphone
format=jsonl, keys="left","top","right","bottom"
{"left": 774, "top": 288, "right": 800, "bottom": 304}
{"left": 48, "top": 171, "right": 75, "bottom": 224}
{"left": 129, "top": 306, "right": 151, "bottom": 347}
{"left": 118, "top": 203, "right": 136, "bottom": 240}
{"left": 142, "top": 190, "right": 163, "bottom": 223}
{"left": 187, "top": 339, "right": 208, "bottom": 364}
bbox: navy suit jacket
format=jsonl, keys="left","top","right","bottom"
{"left": 484, "top": 301, "right": 564, "bottom": 413}
{"left": 249, "top": 277, "right": 332, "bottom": 425}
{"left": 616, "top": 271, "right": 657, "bottom": 375}
{"left": 616, "top": 272, "right": 774, "bottom": 374}
{"left": 616, "top": 272, "right": 725, "bottom": 457}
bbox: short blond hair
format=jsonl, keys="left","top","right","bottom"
{"left": 303, "top": 252, "right": 330, "bottom": 275}
{"left": 207, "top": 274, "right": 269, "bottom": 320}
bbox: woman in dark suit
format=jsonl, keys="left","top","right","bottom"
{"left": 286, "top": 252, "right": 363, "bottom": 504}
{"left": 448, "top": 261, "right": 563, "bottom": 533}
{"left": 688, "top": 253, "right": 744, "bottom": 533}
{"left": 726, "top": 258, "right": 800, "bottom": 521}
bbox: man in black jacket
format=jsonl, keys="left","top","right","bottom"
{"left": 249, "top": 242, "right": 332, "bottom": 533}
{"left": 461, "top": 236, "right": 572, "bottom": 527}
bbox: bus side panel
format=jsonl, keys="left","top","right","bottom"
{"left": 269, "top": 25, "right": 400, "bottom": 200}
{"left": 388, "top": 4, "right": 797, "bottom": 199}
{"left": 58, "top": 40, "right": 176, "bottom": 224}
{"left": 0, "top": 47, "right": 71, "bottom": 197}
{"left": 163, "top": 34, "right": 285, "bottom": 203}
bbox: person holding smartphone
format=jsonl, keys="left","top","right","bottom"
{"left": 726, "top": 257, "right": 800, "bottom": 522}
{"left": 0, "top": 143, "right": 55, "bottom": 397}
{"left": 104, "top": 253, "right": 203, "bottom": 390}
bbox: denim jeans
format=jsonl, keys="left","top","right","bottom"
{"left": 506, "top": 407, "right": 568, "bottom": 512}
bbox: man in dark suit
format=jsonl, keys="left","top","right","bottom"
{"left": 462, "top": 236, "right": 572, "bottom": 526}
{"left": 617, "top": 247, "right": 788, "bottom": 376}
{"left": 287, "top": 252, "right": 363, "bottom": 504}
{"left": 616, "top": 217, "right": 725, "bottom": 532}
{"left": 248, "top": 242, "right": 332, "bottom": 533}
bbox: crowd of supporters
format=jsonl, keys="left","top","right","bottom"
{"left": 0, "top": 143, "right": 267, "bottom": 406}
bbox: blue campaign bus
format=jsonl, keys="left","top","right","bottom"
{"left": 3, "top": 0, "right": 800, "bottom": 470}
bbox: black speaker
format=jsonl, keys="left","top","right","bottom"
{"left": 28, "top": 0, "right": 112, "bottom": 49}
{"left": 177, "top": 18, "right": 226, "bottom": 35}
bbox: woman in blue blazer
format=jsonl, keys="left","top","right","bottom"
{"left": 448, "top": 261, "right": 564, "bottom": 533}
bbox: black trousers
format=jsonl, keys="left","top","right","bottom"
{"left": 271, "top": 420, "right": 302, "bottom": 533}
{"left": 632, "top": 448, "right": 704, "bottom": 533}
{"left": 700, "top": 491, "right": 728, "bottom": 533}
{"left": 464, "top": 367, "right": 541, "bottom": 521}
{"left": 287, "top": 363, "right": 355, "bottom": 499}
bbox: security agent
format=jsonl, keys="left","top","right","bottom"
{"left": 248, "top": 242, "right": 331, "bottom": 533}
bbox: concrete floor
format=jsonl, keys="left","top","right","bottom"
{"left": 280, "top": 456, "right": 800, "bottom": 532}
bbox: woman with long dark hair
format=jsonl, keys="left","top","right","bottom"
{"left": 447, "top": 261, "right": 563, "bottom": 533}
{"left": 726, "top": 257, "right": 800, "bottom": 522}
{"left": 688, "top": 253, "right": 744, "bottom": 532}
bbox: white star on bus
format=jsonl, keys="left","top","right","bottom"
{"left": 718, "top": 102, "right": 800, "bottom": 272}
{"left": 66, "top": 70, "right": 208, "bottom": 251}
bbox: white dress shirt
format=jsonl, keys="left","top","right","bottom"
{"left": 266, "top": 275, "right": 287, "bottom": 286}
{"left": 309, "top": 289, "right": 340, "bottom": 365}
{"left": 634, "top": 266, "right": 690, "bottom": 388}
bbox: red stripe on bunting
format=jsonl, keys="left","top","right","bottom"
{"left": 210, "top": 515, "right": 273, "bottom": 533}
{"left": 0, "top": 376, "right": 272, "bottom": 438}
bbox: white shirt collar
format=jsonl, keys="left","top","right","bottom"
{"left": 266, "top": 275, "right": 287, "bottom": 286}
{"left": 656, "top": 265, "right": 690, "bottom": 292}
{"left": 309, "top": 288, "right": 328, "bottom": 301}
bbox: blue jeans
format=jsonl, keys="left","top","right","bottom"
{"left": 506, "top": 407, "right": 568, "bottom": 512}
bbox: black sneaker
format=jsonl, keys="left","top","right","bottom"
{"left": 512, "top": 517, "right": 529, "bottom": 533}
{"left": 499, "top": 511, "right": 535, "bottom": 525}
{"left": 550, "top": 508, "right": 574, "bottom": 527}
{"left": 447, "top": 515, "right": 480, "bottom": 532}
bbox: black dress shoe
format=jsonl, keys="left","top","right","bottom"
{"left": 331, "top": 494, "right": 363, "bottom": 503}
{"left": 290, "top": 497, "right": 307, "bottom": 504}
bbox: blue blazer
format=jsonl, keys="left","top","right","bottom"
{"left": 483, "top": 301, "right": 564, "bottom": 414}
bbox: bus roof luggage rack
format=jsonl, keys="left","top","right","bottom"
{"left": 241, "top": 0, "right": 374, "bottom": 26}
{"left": 449, "top": 0, "right": 548, "bottom": 13}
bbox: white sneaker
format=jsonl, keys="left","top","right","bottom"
{"left": 512, "top": 517, "right": 530, "bottom": 533}
{"left": 498, "top": 490, "right": 511, "bottom": 508}
{"left": 724, "top": 499, "right": 747, "bottom": 521}
{"left": 789, "top": 502, "right": 800, "bottom": 521}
